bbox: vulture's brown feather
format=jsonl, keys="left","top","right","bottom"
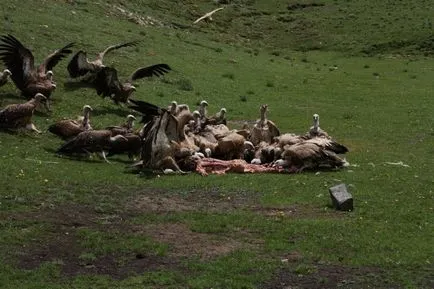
{"left": 0, "top": 34, "right": 73, "bottom": 98}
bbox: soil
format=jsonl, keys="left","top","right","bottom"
{"left": 2, "top": 189, "right": 389, "bottom": 285}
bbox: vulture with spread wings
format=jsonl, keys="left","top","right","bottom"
{"left": 67, "top": 41, "right": 139, "bottom": 78}
{"left": 0, "top": 34, "right": 74, "bottom": 101}
{"left": 93, "top": 64, "right": 171, "bottom": 104}
{"left": 128, "top": 99, "right": 191, "bottom": 172}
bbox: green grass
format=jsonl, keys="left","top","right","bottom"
{"left": 0, "top": 0, "right": 433, "bottom": 288}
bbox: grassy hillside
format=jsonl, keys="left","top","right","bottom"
{"left": 0, "top": 0, "right": 433, "bottom": 288}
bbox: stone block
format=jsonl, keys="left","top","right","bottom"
{"left": 329, "top": 183, "right": 353, "bottom": 211}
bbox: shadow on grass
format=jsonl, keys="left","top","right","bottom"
{"left": 93, "top": 105, "right": 130, "bottom": 118}
{"left": 63, "top": 80, "right": 95, "bottom": 92}
{"left": 0, "top": 92, "right": 23, "bottom": 102}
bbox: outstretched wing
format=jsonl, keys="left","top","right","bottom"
{"left": 0, "top": 34, "right": 36, "bottom": 90}
{"left": 38, "top": 42, "right": 74, "bottom": 74}
{"left": 67, "top": 50, "right": 95, "bottom": 77}
{"left": 99, "top": 40, "right": 139, "bottom": 60}
{"left": 93, "top": 67, "right": 122, "bottom": 98}
{"left": 127, "top": 64, "right": 171, "bottom": 82}
{"left": 128, "top": 98, "right": 164, "bottom": 124}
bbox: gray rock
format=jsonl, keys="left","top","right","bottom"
{"left": 329, "top": 183, "right": 353, "bottom": 211}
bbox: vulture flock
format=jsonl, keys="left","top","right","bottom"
{"left": 0, "top": 34, "right": 349, "bottom": 176}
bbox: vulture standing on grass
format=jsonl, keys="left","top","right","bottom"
{"left": 0, "top": 34, "right": 74, "bottom": 103}
{"left": 48, "top": 105, "right": 93, "bottom": 139}
{"left": 56, "top": 129, "right": 128, "bottom": 163}
{"left": 67, "top": 41, "right": 139, "bottom": 78}
{"left": 93, "top": 64, "right": 171, "bottom": 104}
{"left": 0, "top": 69, "right": 12, "bottom": 87}
{"left": 0, "top": 93, "right": 48, "bottom": 133}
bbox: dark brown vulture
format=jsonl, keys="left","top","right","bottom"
{"left": 56, "top": 129, "right": 128, "bottom": 163}
{"left": 105, "top": 114, "right": 136, "bottom": 136}
{"left": 104, "top": 114, "right": 142, "bottom": 159}
{"left": 0, "top": 93, "right": 48, "bottom": 133}
{"left": 0, "top": 69, "right": 11, "bottom": 87}
{"left": 48, "top": 105, "right": 93, "bottom": 139}
{"left": 0, "top": 34, "right": 74, "bottom": 102}
{"left": 93, "top": 64, "right": 171, "bottom": 104}
{"left": 67, "top": 41, "right": 139, "bottom": 78}
{"left": 106, "top": 133, "right": 142, "bottom": 160}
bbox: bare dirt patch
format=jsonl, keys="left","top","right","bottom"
{"left": 260, "top": 263, "right": 397, "bottom": 289}
{"left": 127, "top": 188, "right": 255, "bottom": 214}
{"left": 17, "top": 230, "right": 181, "bottom": 280}
{"left": 5, "top": 189, "right": 347, "bottom": 280}
{"left": 7, "top": 198, "right": 256, "bottom": 278}
{"left": 127, "top": 189, "right": 344, "bottom": 220}
{"left": 135, "top": 223, "right": 245, "bottom": 260}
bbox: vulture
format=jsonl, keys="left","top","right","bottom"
{"left": 198, "top": 100, "right": 209, "bottom": 121}
{"left": 249, "top": 104, "right": 280, "bottom": 146}
{"left": 204, "top": 107, "right": 227, "bottom": 126}
{"left": 0, "top": 69, "right": 11, "bottom": 87}
{"left": 106, "top": 132, "right": 142, "bottom": 160}
{"left": 92, "top": 64, "right": 171, "bottom": 104}
{"left": 48, "top": 105, "right": 93, "bottom": 139}
{"left": 193, "top": 7, "right": 224, "bottom": 24}
{"left": 0, "top": 34, "right": 74, "bottom": 101}
{"left": 168, "top": 101, "right": 190, "bottom": 116}
{"left": 275, "top": 137, "right": 349, "bottom": 172}
{"left": 67, "top": 41, "right": 139, "bottom": 78}
{"left": 104, "top": 114, "right": 142, "bottom": 160}
{"left": 106, "top": 114, "right": 136, "bottom": 136}
{"left": 129, "top": 99, "right": 195, "bottom": 172}
{"left": 213, "top": 132, "right": 247, "bottom": 160}
{"left": 56, "top": 129, "right": 128, "bottom": 163}
{"left": 274, "top": 133, "right": 307, "bottom": 147}
{"left": 307, "top": 113, "right": 330, "bottom": 139}
{"left": 0, "top": 93, "right": 48, "bottom": 133}
{"left": 250, "top": 141, "right": 282, "bottom": 165}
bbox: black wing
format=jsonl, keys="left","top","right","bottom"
{"left": 39, "top": 42, "right": 75, "bottom": 73}
{"left": 93, "top": 67, "right": 122, "bottom": 98}
{"left": 0, "top": 34, "right": 35, "bottom": 90}
{"left": 127, "top": 64, "right": 171, "bottom": 82}
{"left": 128, "top": 98, "right": 164, "bottom": 124}
{"left": 67, "top": 50, "right": 94, "bottom": 77}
